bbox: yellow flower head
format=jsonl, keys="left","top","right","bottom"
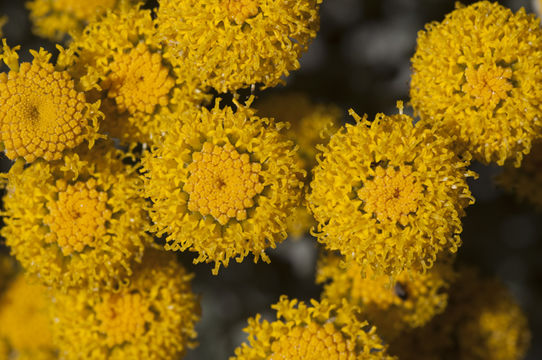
{"left": 389, "top": 269, "right": 530, "bottom": 360}
{"left": 155, "top": 0, "right": 322, "bottom": 93}
{"left": 51, "top": 250, "right": 200, "bottom": 360}
{"left": 308, "top": 109, "right": 475, "bottom": 277}
{"left": 0, "top": 275, "right": 56, "bottom": 360}
{"left": 256, "top": 93, "right": 343, "bottom": 238}
{"left": 317, "top": 253, "right": 455, "bottom": 341}
{"left": 1, "top": 142, "right": 152, "bottom": 291}
{"left": 142, "top": 100, "right": 305, "bottom": 274}
{"left": 231, "top": 295, "right": 395, "bottom": 360}
{"left": 26, "top": 0, "right": 137, "bottom": 41}
{"left": 62, "top": 6, "right": 207, "bottom": 146}
{"left": 0, "top": 41, "right": 101, "bottom": 163}
{"left": 410, "top": 1, "right": 542, "bottom": 166}
{"left": 496, "top": 141, "right": 542, "bottom": 209}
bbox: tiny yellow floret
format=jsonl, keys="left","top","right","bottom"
{"left": 44, "top": 179, "right": 112, "bottom": 255}
{"left": 184, "top": 142, "right": 264, "bottom": 225}
{"left": 95, "top": 293, "right": 154, "bottom": 347}
{"left": 0, "top": 46, "right": 101, "bottom": 163}
{"left": 358, "top": 166, "right": 423, "bottom": 226}
{"left": 102, "top": 43, "right": 175, "bottom": 115}
{"left": 222, "top": 0, "right": 259, "bottom": 24}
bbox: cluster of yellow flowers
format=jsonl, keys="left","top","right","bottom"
{"left": 0, "top": 0, "right": 537, "bottom": 359}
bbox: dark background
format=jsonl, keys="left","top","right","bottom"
{"left": 0, "top": 0, "right": 540, "bottom": 359}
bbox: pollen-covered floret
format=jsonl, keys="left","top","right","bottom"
{"left": 308, "top": 108, "right": 475, "bottom": 277}
{"left": 0, "top": 42, "right": 101, "bottom": 163}
{"left": 231, "top": 296, "right": 395, "bottom": 360}
{"left": 1, "top": 142, "right": 152, "bottom": 291}
{"left": 155, "top": 0, "right": 322, "bottom": 92}
{"left": 51, "top": 250, "right": 200, "bottom": 360}
{"left": 410, "top": 1, "right": 542, "bottom": 166}
{"left": 142, "top": 100, "right": 305, "bottom": 274}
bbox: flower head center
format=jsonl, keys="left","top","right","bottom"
{"left": 221, "top": 0, "right": 259, "bottom": 24}
{"left": 357, "top": 166, "right": 422, "bottom": 225}
{"left": 53, "top": 0, "right": 117, "bottom": 19}
{"left": 44, "top": 179, "right": 112, "bottom": 255}
{"left": 269, "top": 323, "right": 355, "bottom": 359}
{"left": 462, "top": 64, "right": 513, "bottom": 108}
{"left": 95, "top": 292, "right": 154, "bottom": 347}
{"left": 103, "top": 43, "right": 175, "bottom": 115}
{"left": 0, "top": 61, "right": 89, "bottom": 162}
{"left": 183, "top": 142, "right": 264, "bottom": 225}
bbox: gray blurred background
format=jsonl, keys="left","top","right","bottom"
{"left": 0, "top": 0, "right": 540, "bottom": 359}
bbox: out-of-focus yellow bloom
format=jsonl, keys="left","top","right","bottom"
{"left": 308, "top": 108, "right": 475, "bottom": 277}
{"left": 26, "top": 0, "right": 136, "bottom": 41}
{"left": 231, "top": 295, "right": 395, "bottom": 360}
{"left": 142, "top": 100, "right": 305, "bottom": 274}
{"left": 496, "top": 141, "right": 542, "bottom": 209}
{"left": 389, "top": 269, "right": 530, "bottom": 360}
{"left": 534, "top": 0, "right": 542, "bottom": 17}
{"left": 155, "top": 0, "right": 322, "bottom": 93}
{"left": 256, "top": 93, "right": 343, "bottom": 238}
{"left": 0, "top": 17, "right": 6, "bottom": 38}
{"left": 0, "top": 275, "right": 56, "bottom": 360}
{"left": 1, "top": 143, "right": 152, "bottom": 291}
{"left": 317, "top": 253, "right": 455, "bottom": 341}
{"left": 0, "top": 255, "right": 15, "bottom": 296}
{"left": 0, "top": 41, "right": 101, "bottom": 163}
{"left": 256, "top": 93, "right": 343, "bottom": 171}
{"left": 61, "top": 6, "right": 206, "bottom": 146}
{"left": 410, "top": 1, "right": 542, "bottom": 166}
{"left": 51, "top": 250, "right": 200, "bottom": 360}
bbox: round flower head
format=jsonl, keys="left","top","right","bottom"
{"left": 389, "top": 269, "right": 530, "bottom": 360}
{"left": 496, "top": 141, "right": 542, "bottom": 209}
{"left": 308, "top": 106, "right": 475, "bottom": 277}
{"left": 317, "top": 253, "right": 455, "bottom": 341}
{"left": 231, "top": 295, "right": 394, "bottom": 360}
{"left": 410, "top": 1, "right": 542, "bottom": 166}
{"left": 256, "top": 93, "right": 343, "bottom": 238}
{"left": 1, "top": 142, "right": 152, "bottom": 291}
{"left": 0, "top": 41, "right": 102, "bottom": 163}
{"left": 26, "top": 0, "right": 138, "bottom": 41}
{"left": 142, "top": 100, "right": 305, "bottom": 274}
{"left": 61, "top": 5, "right": 207, "bottom": 146}
{"left": 51, "top": 250, "right": 200, "bottom": 360}
{"left": 0, "top": 275, "right": 57, "bottom": 360}
{"left": 155, "top": 0, "right": 322, "bottom": 93}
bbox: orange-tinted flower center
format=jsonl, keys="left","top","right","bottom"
{"left": 462, "top": 64, "right": 512, "bottom": 108}
{"left": 103, "top": 43, "right": 175, "bottom": 114}
{"left": 358, "top": 166, "right": 422, "bottom": 225}
{"left": 95, "top": 292, "right": 154, "bottom": 347}
{"left": 0, "top": 62, "right": 88, "bottom": 162}
{"left": 222, "top": 0, "right": 259, "bottom": 24}
{"left": 44, "top": 179, "right": 112, "bottom": 255}
{"left": 184, "top": 142, "right": 264, "bottom": 225}
{"left": 269, "top": 323, "right": 355, "bottom": 359}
